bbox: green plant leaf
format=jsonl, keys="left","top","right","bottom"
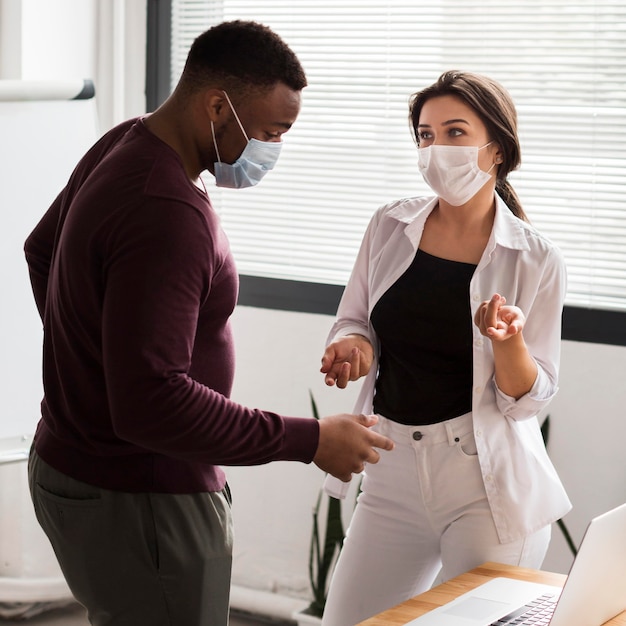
{"left": 540, "top": 414, "right": 551, "bottom": 446}
{"left": 307, "top": 390, "right": 346, "bottom": 616}
{"left": 309, "top": 389, "right": 320, "bottom": 420}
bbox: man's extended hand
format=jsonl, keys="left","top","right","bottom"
{"left": 313, "top": 413, "right": 394, "bottom": 482}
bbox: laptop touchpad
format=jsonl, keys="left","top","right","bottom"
{"left": 443, "top": 597, "right": 510, "bottom": 620}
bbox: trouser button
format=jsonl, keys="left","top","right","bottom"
{"left": 412, "top": 431, "right": 423, "bottom": 441}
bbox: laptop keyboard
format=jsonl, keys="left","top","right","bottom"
{"left": 489, "top": 592, "right": 559, "bottom": 625}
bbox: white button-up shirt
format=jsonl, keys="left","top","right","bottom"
{"left": 325, "top": 194, "right": 571, "bottom": 543}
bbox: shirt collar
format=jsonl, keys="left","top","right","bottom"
{"left": 387, "top": 196, "right": 438, "bottom": 225}
{"left": 386, "top": 193, "right": 531, "bottom": 252}
{"left": 490, "top": 194, "right": 531, "bottom": 252}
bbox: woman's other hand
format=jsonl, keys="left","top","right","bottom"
{"left": 320, "top": 334, "right": 374, "bottom": 388}
{"left": 474, "top": 293, "right": 538, "bottom": 398}
{"left": 474, "top": 293, "right": 526, "bottom": 341}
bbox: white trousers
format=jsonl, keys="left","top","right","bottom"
{"left": 321, "top": 412, "right": 551, "bottom": 626}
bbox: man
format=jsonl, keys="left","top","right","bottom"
{"left": 25, "top": 20, "right": 393, "bottom": 626}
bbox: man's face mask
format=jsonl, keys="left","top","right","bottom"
{"left": 211, "top": 92, "right": 282, "bottom": 189}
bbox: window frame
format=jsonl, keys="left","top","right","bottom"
{"left": 145, "top": 0, "right": 626, "bottom": 347}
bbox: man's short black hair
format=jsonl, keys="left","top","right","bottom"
{"left": 181, "top": 20, "right": 307, "bottom": 95}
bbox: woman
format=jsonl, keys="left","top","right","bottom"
{"left": 319, "top": 71, "right": 571, "bottom": 625}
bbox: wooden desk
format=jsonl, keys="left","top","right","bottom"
{"left": 357, "top": 561, "right": 626, "bottom": 625}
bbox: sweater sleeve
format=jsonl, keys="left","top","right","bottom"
{"left": 100, "top": 199, "right": 319, "bottom": 466}
{"left": 24, "top": 192, "right": 63, "bottom": 320}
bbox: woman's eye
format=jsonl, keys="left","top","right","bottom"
{"left": 418, "top": 131, "right": 432, "bottom": 141}
{"left": 449, "top": 128, "right": 464, "bottom": 137}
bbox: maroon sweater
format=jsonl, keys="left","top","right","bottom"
{"left": 24, "top": 118, "right": 318, "bottom": 493}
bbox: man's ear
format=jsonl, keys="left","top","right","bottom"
{"left": 204, "top": 89, "right": 229, "bottom": 123}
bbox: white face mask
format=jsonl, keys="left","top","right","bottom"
{"left": 211, "top": 92, "right": 282, "bottom": 189}
{"left": 417, "top": 142, "right": 495, "bottom": 206}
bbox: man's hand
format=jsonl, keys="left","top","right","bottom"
{"left": 320, "top": 334, "right": 374, "bottom": 389}
{"left": 313, "top": 413, "right": 394, "bottom": 482}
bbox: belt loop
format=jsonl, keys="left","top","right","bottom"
{"left": 444, "top": 421, "right": 453, "bottom": 446}
{"left": 444, "top": 420, "right": 460, "bottom": 446}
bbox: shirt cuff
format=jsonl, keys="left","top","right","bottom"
{"left": 494, "top": 367, "right": 558, "bottom": 421}
{"left": 328, "top": 323, "right": 374, "bottom": 347}
{"left": 276, "top": 416, "right": 320, "bottom": 463}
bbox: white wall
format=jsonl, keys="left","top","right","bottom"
{"left": 540, "top": 340, "right": 626, "bottom": 571}
{"left": 0, "top": 97, "right": 100, "bottom": 440}
{"left": 0, "top": 0, "right": 147, "bottom": 132}
{"left": 0, "top": 0, "right": 147, "bottom": 441}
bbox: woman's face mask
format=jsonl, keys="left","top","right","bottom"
{"left": 418, "top": 142, "right": 495, "bottom": 206}
{"left": 211, "top": 92, "right": 282, "bottom": 189}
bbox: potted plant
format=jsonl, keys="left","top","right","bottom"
{"left": 293, "top": 392, "right": 348, "bottom": 625}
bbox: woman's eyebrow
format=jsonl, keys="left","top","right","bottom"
{"left": 442, "top": 118, "right": 470, "bottom": 126}
{"left": 417, "top": 118, "right": 470, "bottom": 128}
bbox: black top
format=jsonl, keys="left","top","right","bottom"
{"left": 371, "top": 249, "right": 476, "bottom": 425}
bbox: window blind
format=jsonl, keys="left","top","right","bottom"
{"left": 170, "top": 0, "right": 626, "bottom": 311}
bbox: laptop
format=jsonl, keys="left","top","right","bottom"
{"left": 404, "top": 502, "right": 626, "bottom": 626}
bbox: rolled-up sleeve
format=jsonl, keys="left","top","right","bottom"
{"left": 494, "top": 367, "right": 558, "bottom": 420}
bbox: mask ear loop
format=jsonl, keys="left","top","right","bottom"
{"left": 480, "top": 141, "right": 501, "bottom": 174}
{"left": 488, "top": 154, "right": 503, "bottom": 174}
{"left": 221, "top": 91, "right": 250, "bottom": 141}
{"left": 211, "top": 121, "right": 222, "bottom": 163}
{"left": 493, "top": 148, "right": 505, "bottom": 173}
